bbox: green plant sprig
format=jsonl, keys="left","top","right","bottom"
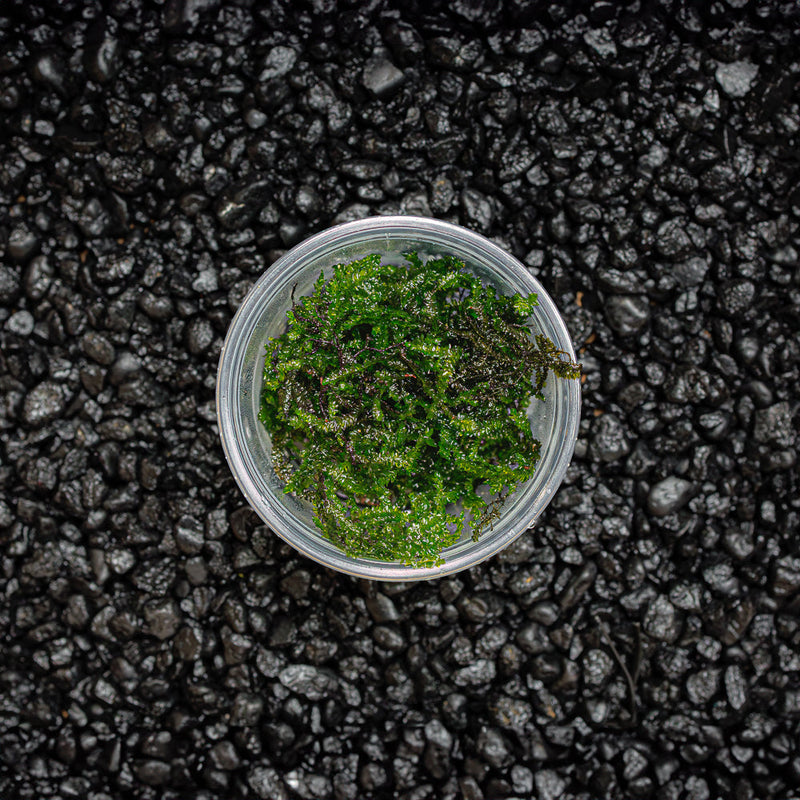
{"left": 259, "top": 252, "right": 580, "bottom": 567}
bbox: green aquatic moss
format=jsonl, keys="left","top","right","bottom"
{"left": 259, "top": 252, "right": 580, "bottom": 567}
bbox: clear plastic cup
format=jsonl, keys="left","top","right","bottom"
{"left": 216, "top": 217, "right": 580, "bottom": 580}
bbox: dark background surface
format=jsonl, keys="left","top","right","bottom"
{"left": 1, "top": 1, "right": 800, "bottom": 798}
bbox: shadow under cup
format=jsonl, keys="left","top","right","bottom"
{"left": 216, "top": 216, "right": 580, "bottom": 580}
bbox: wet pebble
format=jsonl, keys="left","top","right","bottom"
{"left": 175, "top": 515, "right": 204, "bottom": 554}
{"left": 187, "top": 317, "right": 214, "bottom": 354}
{"left": 279, "top": 665, "right": 338, "bottom": 701}
{"left": 85, "top": 20, "right": 121, "bottom": 83}
{"left": 772, "top": 557, "right": 800, "bottom": 599}
{"left": 295, "top": 185, "right": 321, "bottom": 216}
{"left": 753, "top": 402, "right": 794, "bottom": 448}
{"left": 686, "top": 668, "right": 721, "bottom": 705}
{"left": 476, "top": 728, "right": 513, "bottom": 768}
{"left": 209, "top": 741, "right": 241, "bottom": 770}
{"left": 216, "top": 179, "right": 271, "bottom": 230}
{"left": 366, "top": 592, "right": 400, "bottom": 623}
{"left": 24, "top": 255, "right": 53, "bottom": 299}
{"left": 423, "top": 719, "right": 453, "bottom": 778}
{"left": 648, "top": 477, "right": 694, "bottom": 516}
{"left": 720, "top": 279, "right": 756, "bottom": 315}
{"left": 362, "top": 58, "right": 404, "bottom": 98}
{"left": 453, "top": 659, "right": 496, "bottom": 687}
{"left": 590, "top": 414, "right": 631, "bottom": 462}
{"left": 6, "top": 310, "right": 35, "bottom": 336}
{"left": 259, "top": 46, "right": 297, "bottom": 80}
{"left": 584, "top": 28, "right": 617, "bottom": 59}
{"left": 605, "top": 295, "right": 650, "bottom": 335}
{"left": 22, "top": 381, "right": 71, "bottom": 427}
{"left": 460, "top": 189, "right": 494, "bottom": 231}
{"left": 535, "top": 770, "right": 567, "bottom": 800}
{"left": 0, "top": 265, "right": 21, "bottom": 302}
{"left": 81, "top": 332, "right": 115, "bottom": 365}
{"left": 584, "top": 648, "right": 614, "bottom": 687}
{"left": 8, "top": 225, "right": 40, "bottom": 262}
{"left": 192, "top": 268, "right": 219, "bottom": 293}
{"left": 657, "top": 219, "right": 694, "bottom": 260}
{"left": 644, "top": 596, "right": 682, "bottom": 643}
{"left": 725, "top": 664, "right": 748, "bottom": 711}
{"left": 143, "top": 598, "right": 182, "bottom": 640}
{"left": 280, "top": 569, "right": 311, "bottom": 601}
{"left": 359, "top": 762, "right": 387, "bottom": 791}
{"left": 715, "top": 61, "right": 759, "bottom": 98}
{"left": 94, "top": 254, "right": 135, "bottom": 284}
{"left": 561, "top": 561, "right": 597, "bottom": 610}
{"left": 133, "top": 761, "right": 171, "bottom": 787}
{"left": 174, "top": 626, "right": 201, "bottom": 660}
{"left": 230, "top": 692, "right": 264, "bottom": 726}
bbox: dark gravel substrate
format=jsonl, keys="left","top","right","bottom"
{"left": 2, "top": 2, "right": 800, "bottom": 798}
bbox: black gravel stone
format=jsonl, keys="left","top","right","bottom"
{"left": 209, "top": 740, "right": 240, "bottom": 770}
{"left": 644, "top": 596, "right": 683, "bottom": 643}
{"left": 460, "top": 188, "right": 494, "bottom": 231}
{"left": 81, "top": 331, "right": 115, "bottom": 365}
{"left": 6, "top": 309, "right": 34, "bottom": 336}
{"left": 536, "top": 770, "right": 568, "bottom": 800}
{"left": 133, "top": 760, "right": 171, "bottom": 786}
{"left": 590, "top": 414, "right": 631, "bottom": 462}
{"left": 174, "top": 626, "right": 201, "bottom": 660}
{"left": 384, "top": 21, "right": 424, "bottom": 67}
{"left": 22, "top": 381, "right": 72, "bottom": 427}
{"left": 85, "top": 18, "right": 121, "bottom": 83}
{"left": 720, "top": 279, "right": 757, "bottom": 315}
{"left": 175, "top": 515, "right": 204, "bottom": 554}
{"left": 143, "top": 598, "right": 182, "bottom": 640}
{"left": 647, "top": 477, "right": 695, "bottom": 516}
{"left": 772, "top": 557, "right": 800, "bottom": 599}
{"left": 279, "top": 569, "right": 310, "bottom": 600}
{"left": 94, "top": 254, "right": 135, "bottom": 284}
{"left": 230, "top": 692, "right": 264, "bottom": 726}
{"left": 186, "top": 316, "right": 214, "bottom": 354}
{"left": 476, "top": 728, "right": 513, "bottom": 768}
{"left": 366, "top": 592, "right": 400, "bottom": 623}
{"left": 753, "top": 402, "right": 795, "bottom": 448}
{"left": 605, "top": 295, "right": 650, "bottom": 335}
{"left": 560, "top": 561, "right": 597, "bottom": 610}
{"left": 362, "top": 58, "right": 404, "bottom": 98}
{"left": 216, "top": 178, "right": 272, "bottom": 230}
{"left": 716, "top": 60, "right": 759, "bottom": 98}
{"left": 0, "top": 265, "right": 21, "bottom": 302}
{"left": 657, "top": 219, "right": 694, "bottom": 260}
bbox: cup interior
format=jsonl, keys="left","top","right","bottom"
{"left": 217, "top": 217, "right": 580, "bottom": 580}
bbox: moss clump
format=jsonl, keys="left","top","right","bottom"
{"left": 259, "top": 252, "right": 580, "bottom": 567}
